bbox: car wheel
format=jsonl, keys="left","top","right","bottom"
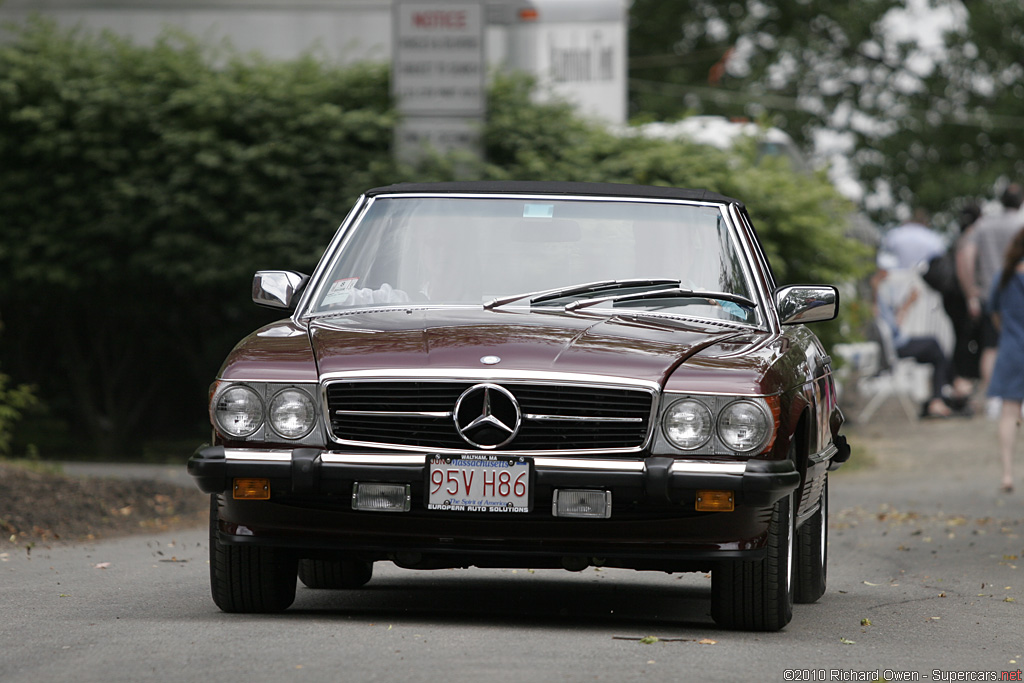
{"left": 794, "top": 476, "right": 828, "bottom": 604}
{"left": 208, "top": 495, "right": 298, "bottom": 613}
{"left": 710, "top": 492, "right": 795, "bottom": 631}
{"left": 298, "top": 558, "right": 374, "bottom": 589}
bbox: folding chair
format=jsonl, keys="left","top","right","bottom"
{"left": 856, "top": 318, "right": 928, "bottom": 422}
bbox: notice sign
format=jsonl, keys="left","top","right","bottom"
{"left": 393, "top": 0, "right": 485, "bottom": 116}
{"left": 395, "top": 116, "right": 481, "bottom": 159}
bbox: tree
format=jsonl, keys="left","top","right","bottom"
{"left": 629, "top": 0, "right": 901, "bottom": 126}
{"left": 628, "top": 0, "right": 1024, "bottom": 225}
{"left": 0, "top": 21, "right": 867, "bottom": 457}
{"left": 0, "top": 320, "right": 37, "bottom": 456}
{"left": 856, "top": 2, "right": 1024, "bottom": 219}
{"left": 0, "top": 19, "right": 400, "bottom": 456}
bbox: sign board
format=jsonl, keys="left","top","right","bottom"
{"left": 395, "top": 116, "right": 482, "bottom": 159}
{"left": 393, "top": 0, "right": 485, "bottom": 116}
{"left": 532, "top": 21, "right": 626, "bottom": 124}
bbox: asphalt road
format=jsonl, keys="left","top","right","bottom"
{"left": 2, "top": 410, "right": 1022, "bottom": 682}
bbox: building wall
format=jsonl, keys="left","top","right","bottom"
{"left": 0, "top": 0, "right": 393, "bottom": 64}
{"left": 0, "top": 0, "right": 627, "bottom": 123}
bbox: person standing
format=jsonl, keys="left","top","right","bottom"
{"left": 936, "top": 204, "right": 982, "bottom": 396}
{"left": 959, "top": 184, "right": 1024, "bottom": 405}
{"left": 881, "top": 208, "right": 946, "bottom": 270}
{"left": 987, "top": 226, "right": 1024, "bottom": 492}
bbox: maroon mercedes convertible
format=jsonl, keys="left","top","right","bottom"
{"left": 188, "top": 181, "right": 849, "bottom": 630}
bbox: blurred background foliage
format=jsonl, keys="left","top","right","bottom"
{"left": 0, "top": 18, "right": 868, "bottom": 459}
{"left": 628, "top": 0, "right": 1024, "bottom": 226}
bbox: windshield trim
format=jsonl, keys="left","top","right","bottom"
{"left": 296, "top": 192, "right": 768, "bottom": 330}
{"left": 728, "top": 202, "right": 778, "bottom": 333}
{"left": 292, "top": 193, "right": 373, "bottom": 321}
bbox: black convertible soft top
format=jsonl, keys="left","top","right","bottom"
{"left": 365, "top": 181, "right": 742, "bottom": 206}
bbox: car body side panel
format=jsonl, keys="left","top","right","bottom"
{"left": 672, "top": 325, "right": 840, "bottom": 520}
{"left": 218, "top": 321, "right": 318, "bottom": 382}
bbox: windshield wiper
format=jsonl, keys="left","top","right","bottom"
{"left": 564, "top": 287, "right": 757, "bottom": 312}
{"left": 483, "top": 279, "right": 681, "bottom": 310}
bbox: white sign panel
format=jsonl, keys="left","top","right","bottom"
{"left": 393, "top": 0, "right": 485, "bottom": 116}
{"left": 395, "top": 116, "right": 481, "bottom": 159}
{"left": 533, "top": 22, "right": 626, "bottom": 124}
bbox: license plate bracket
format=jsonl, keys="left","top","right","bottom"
{"left": 427, "top": 454, "right": 532, "bottom": 513}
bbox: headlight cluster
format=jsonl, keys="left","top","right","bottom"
{"left": 213, "top": 384, "right": 317, "bottom": 440}
{"left": 662, "top": 396, "right": 775, "bottom": 455}
{"left": 215, "top": 386, "right": 264, "bottom": 438}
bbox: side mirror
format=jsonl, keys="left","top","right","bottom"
{"left": 775, "top": 285, "right": 838, "bottom": 325}
{"left": 252, "top": 271, "right": 310, "bottom": 310}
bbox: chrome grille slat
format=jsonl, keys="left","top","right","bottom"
{"left": 326, "top": 380, "right": 653, "bottom": 451}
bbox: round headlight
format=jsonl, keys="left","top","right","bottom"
{"left": 718, "top": 400, "right": 773, "bottom": 454}
{"left": 268, "top": 388, "right": 316, "bottom": 439}
{"left": 214, "top": 385, "right": 263, "bottom": 438}
{"left": 663, "top": 399, "right": 713, "bottom": 450}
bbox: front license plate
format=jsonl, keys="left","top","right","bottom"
{"left": 427, "top": 454, "right": 531, "bottom": 513}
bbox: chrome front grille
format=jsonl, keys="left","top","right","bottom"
{"left": 326, "top": 380, "right": 654, "bottom": 452}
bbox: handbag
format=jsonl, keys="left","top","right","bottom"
{"left": 922, "top": 249, "right": 958, "bottom": 296}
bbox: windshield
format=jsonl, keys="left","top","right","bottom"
{"left": 307, "top": 196, "right": 759, "bottom": 324}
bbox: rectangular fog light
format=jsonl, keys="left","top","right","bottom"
{"left": 695, "top": 490, "right": 735, "bottom": 512}
{"left": 552, "top": 489, "right": 611, "bottom": 519}
{"left": 233, "top": 478, "right": 270, "bottom": 500}
{"left": 352, "top": 482, "right": 411, "bottom": 512}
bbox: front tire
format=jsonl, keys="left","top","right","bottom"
{"left": 711, "top": 493, "right": 795, "bottom": 631}
{"left": 209, "top": 495, "right": 298, "bottom": 613}
{"left": 298, "top": 558, "right": 374, "bottom": 589}
{"left": 794, "top": 477, "right": 828, "bottom": 603}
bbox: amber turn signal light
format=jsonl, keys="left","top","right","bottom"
{"left": 695, "top": 490, "right": 734, "bottom": 512}
{"left": 233, "top": 478, "right": 270, "bottom": 500}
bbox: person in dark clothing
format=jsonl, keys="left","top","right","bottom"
{"left": 940, "top": 204, "right": 982, "bottom": 394}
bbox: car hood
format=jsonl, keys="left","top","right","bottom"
{"left": 308, "top": 307, "right": 745, "bottom": 386}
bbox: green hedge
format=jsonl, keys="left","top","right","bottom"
{"left": 0, "top": 19, "right": 868, "bottom": 457}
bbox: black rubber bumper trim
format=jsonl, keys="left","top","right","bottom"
{"left": 216, "top": 530, "right": 767, "bottom": 563}
{"left": 188, "top": 445, "right": 303, "bottom": 494}
{"left": 187, "top": 445, "right": 228, "bottom": 494}
{"left": 735, "top": 458, "right": 801, "bottom": 506}
{"left": 188, "top": 446, "right": 800, "bottom": 506}
{"left": 829, "top": 433, "right": 851, "bottom": 470}
{"left": 291, "top": 448, "right": 321, "bottom": 494}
